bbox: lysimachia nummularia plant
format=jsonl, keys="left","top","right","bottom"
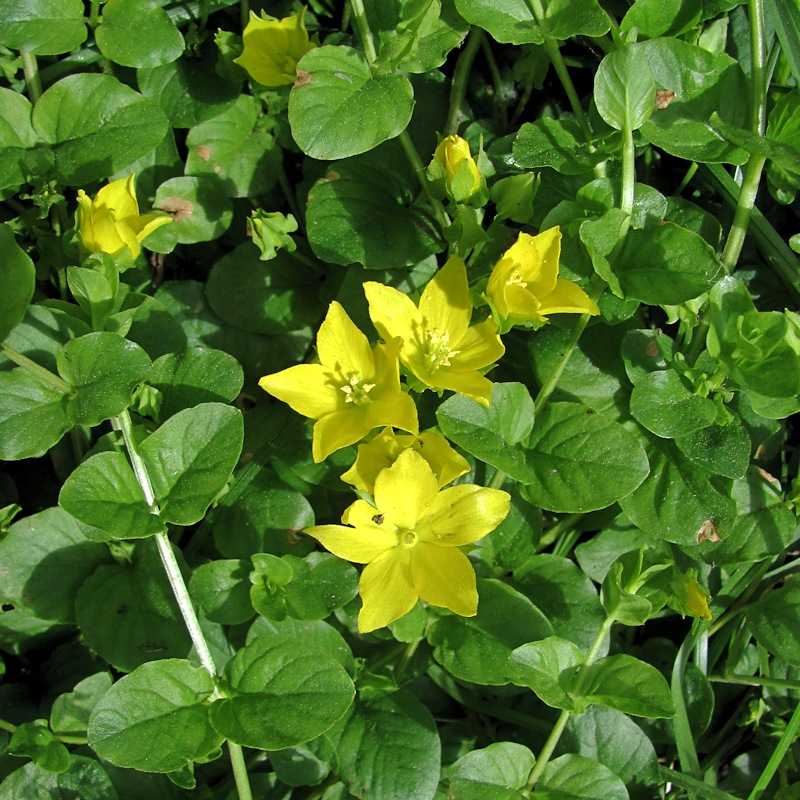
{"left": 1, "top": 1, "right": 800, "bottom": 798}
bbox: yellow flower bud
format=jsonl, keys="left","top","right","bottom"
{"left": 433, "top": 135, "right": 482, "bottom": 202}
{"left": 76, "top": 175, "right": 172, "bottom": 261}
{"left": 234, "top": 8, "right": 315, "bottom": 87}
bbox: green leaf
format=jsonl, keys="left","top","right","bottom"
{"left": 75, "top": 539, "right": 192, "bottom": 672}
{"left": 428, "top": 579, "right": 553, "bottom": 685}
{"left": 746, "top": 577, "right": 800, "bottom": 666}
{"left": 594, "top": 44, "right": 656, "bottom": 132}
{"left": 453, "top": 0, "right": 543, "bottom": 44}
{"left": 616, "top": 223, "right": 722, "bottom": 305}
{"left": 9, "top": 720, "right": 70, "bottom": 773}
{"left": 185, "top": 95, "right": 281, "bottom": 198}
{"left": 619, "top": 438, "right": 737, "bottom": 547}
{"left": 538, "top": 754, "right": 629, "bottom": 800}
{"left": 289, "top": 46, "right": 415, "bottom": 160}
{"left": 190, "top": 559, "right": 253, "bottom": 625}
{"left": 489, "top": 173, "right": 540, "bottom": 224}
{"left": 59, "top": 451, "right": 166, "bottom": 540}
{"left": 0, "top": 0, "right": 87, "bottom": 55}
{"left": 95, "top": 0, "right": 184, "bottom": 69}
{"left": 67, "top": 259, "right": 119, "bottom": 331}
{"left": 447, "top": 742, "right": 535, "bottom": 800}
{"left": 508, "top": 636, "right": 586, "bottom": 711}
{"left": 140, "top": 403, "right": 243, "bottom": 526}
{"left": 32, "top": 74, "right": 169, "bottom": 186}
{"left": 89, "top": 659, "right": 222, "bottom": 772}
{"left": 0, "top": 369, "right": 71, "bottom": 460}
{"left": 0, "top": 506, "right": 112, "bottom": 624}
{"left": 282, "top": 553, "right": 360, "bottom": 621}
{"left": 205, "top": 244, "right": 321, "bottom": 334}
{"left": 0, "top": 88, "right": 49, "bottom": 191}
{"left": 51, "top": 673, "right": 113, "bottom": 736}
{"left": 674, "top": 422, "right": 751, "bottom": 479}
{"left": 209, "top": 634, "right": 355, "bottom": 749}
{"left": 148, "top": 347, "right": 244, "bottom": 421}
{"left": 577, "top": 655, "right": 674, "bottom": 718}
{"left": 57, "top": 333, "right": 151, "bottom": 426}
{"left": 620, "top": 0, "right": 702, "bottom": 38}
{"left": 326, "top": 691, "right": 440, "bottom": 800}
{"left": 0, "top": 224, "right": 36, "bottom": 342}
{"left": 545, "top": 0, "right": 610, "bottom": 39}
{"left": 0, "top": 756, "right": 117, "bottom": 800}
{"left": 514, "top": 118, "right": 600, "bottom": 174}
{"left": 306, "top": 148, "right": 444, "bottom": 269}
{"left": 629, "top": 369, "right": 717, "bottom": 439}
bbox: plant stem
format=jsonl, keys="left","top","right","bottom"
{"left": 20, "top": 50, "right": 42, "bottom": 105}
{"left": 480, "top": 36, "right": 508, "bottom": 127}
{"left": 672, "top": 627, "right": 704, "bottom": 786}
{"left": 228, "top": 741, "right": 254, "bottom": 800}
{"left": 445, "top": 27, "right": 483, "bottom": 135}
{"left": 620, "top": 125, "right": 635, "bottom": 219}
{"left": 747, "top": 700, "right": 800, "bottom": 800}
{"left": 709, "top": 672, "right": 800, "bottom": 690}
{"left": 349, "top": 0, "right": 378, "bottom": 69}
{"left": 0, "top": 343, "right": 74, "bottom": 395}
{"left": 398, "top": 131, "right": 450, "bottom": 230}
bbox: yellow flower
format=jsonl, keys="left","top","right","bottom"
{"left": 341, "top": 427, "right": 470, "bottom": 494}
{"left": 486, "top": 227, "right": 600, "bottom": 331}
{"left": 365, "top": 256, "right": 505, "bottom": 408}
{"left": 306, "top": 449, "right": 510, "bottom": 632}
{"left": 433, "top": 135, "right": 482, "bottom": 202}
{"left": 76, "top": 175, "right": 172, "bottom": 260}
{"left": 234, "top": 8, "right": 315, "bottom": 87}
{"left": 259, "top": 301, "right": 418, "bottom": 463}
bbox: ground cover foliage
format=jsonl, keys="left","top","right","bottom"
{"left": 1, "top": 0, "right": 800, "bottom": 797}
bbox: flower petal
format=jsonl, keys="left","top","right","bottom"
{"left": 259, "top": 364, "right": 341, "bottom": 419}
{"left": 425, "top": 485, "right": 510, "bottom": 545}
{"left": 424, "top": 368, "right": 495, "bottom": 408}
{"left": 364, "top": 281, "right": 423, "bottom": 358}
{"left": 316, "top": 302, "right": 375, "bottom": 379}
{"left": 517, "top": 228, "right": 561, "bottom": 297}
{"left": 306, "top": 515, "right": 396, "bottom": 563}
{"left": 95, "top": 175, "right": 139, "bottom": 219}
{"left": 452, "top": 317, "right": 505, "bottom": 371}
{"left": 411, "top": 543, "right": 478, "bottom": 617}
{"left": 420, "top": 256, "right": 471, "bottom": 346}
{"left": 538, "top": 279, "right": 600, "bottom": 317}
{"left": 312, "top": 408, "right": 370, "bottom": 462}
{"left": 373, "top": 449, "right": 439, "bottom": 530}
{"left": 358, "top": 547, "right": 417, "bottom": 632}
{"left": 412, "top": 433, "right": 470, "bottom": 488}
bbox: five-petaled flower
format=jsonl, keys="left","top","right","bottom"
{"left": 340, "top": 426, "right": 470, "bottom": 495}
{"left": 486, "top": 227, "right": 600, "bottom": 332}
{"left": 76, "top": 175, "right": 172, "bottom": 261}
{"left": 259, "top": 301, "right": 418, "bottom": 463}
{"left": 432, "top": 135, "right": 483, "bottom": 203}
{"left": 306, "top": 449, "right": 510, "bottom": 633}
{"left": 365, "top": 256, "right": 505, "bottom": 408}
{"left": 234, "top": 8, "right": 315, "bottom": 87}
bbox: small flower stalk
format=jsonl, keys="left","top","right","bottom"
{"left": 76, "top": 175, "right": 172, "bottom": 262}
{"left": 234, "top": 8, "right": 315, "bottom": 87}
{"left": 486, "top": 227, "right": 600, "bottom": 333}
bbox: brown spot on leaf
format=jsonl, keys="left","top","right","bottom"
{"left": 697, "top": 520, "right": 720, "bottom": 544}
{"left": 159, "top": 196, "right": 193, "bottom": 223}
{"left": 294, "top": 70, "right": 312, "bottom": 88}
{"left": 645, "top": 340, "right": 659, "bottom": 357}
{"left": 655, "top": 90, "right": 676, "bottom": 110}
{"left": 324, "top": 171, "right": 341, "bottom": 182}
{"left": 195, "top": 145, "right": 212, "bottom": 161}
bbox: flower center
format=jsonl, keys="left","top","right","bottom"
{"left": 424, "top": 328, "right": 461, "bottom": 372}
{"left": 399, "top": 530, "right": 417, "bottom": 547}
{"left": 506, "top": 272, "right": 528, "bottom": 288}
{"left": 339, "top": 373, "right": 375, "bottom": 405}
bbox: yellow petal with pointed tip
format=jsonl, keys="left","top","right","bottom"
{"left": 411, "top": 543, "right": 478, "bottom": 616}
{"left": 358, "top": 547, "right": 417, "bottom": 632}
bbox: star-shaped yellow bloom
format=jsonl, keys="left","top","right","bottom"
{"left": 76, "top": 175, "right": 172, "bottom": 260}
{"left": 486, "top": 227, "right": 600, "bottom": 331}
{"left": 365, "top": 256, "right": 505, "bottom": 408}
{"left": 306, "top": 449, "right": 510, "bottom": 632}
{"left": 340, "top": 427, "right": 470, "bottom": 495}
{"left": 234, "top": 8, "right": 315, "bottom": 87}
{"left": 259, "top": 301, "right": 418, "bottom": 463}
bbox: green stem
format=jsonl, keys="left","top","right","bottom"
{"left": 620, "top": 125, "right": 635, "bottom": 219}
{"left": 672, "top": 627, "right": 704, "bottom": 785}
{"left": 276, "top": 160, "right": 305, "bottom": 235}
{"left": 0, "top": 719, "right": 16, "bottom": 733}
{"left": 397, "top": 131, "right": 450, "bottom": 230}
{"left": 228, "top": 742, "right": 254, "bottom": 800}
{"left": 89, "top": 0, "right": 102, "bottom": 27}
{"left": 0, "top": 343, "right": 74, "bottom": 395}
{"left": 719, "top": 155, "right": 767, "bottom": 273}
{"left": 488, "top": 468, "right": 507, "bottom": 489}
{"left": 20, "top": 50, "right": 42, "bottom": 106}
{"left": 659, "top": 767, "right": 741, "bottom": 800}
{"left": 445, "top": 27, "right": 483, "bottom": 135}
{"left": 709, "top": 672, "right": 800, "bottom": 690}
{"left": 349, "top": 0, "right": 378, "bottom": 69}
{"left": 746, "top": 700, "right": 800, "bottom": 800}
{"left": 480, "top": 36, "right": 508, "bottom": 127}
{"left": 538, "top": 513, "right": 583, "bottom": 550}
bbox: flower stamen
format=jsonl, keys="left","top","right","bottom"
{"left": 340, "top": 373, "right": 375, "bottom": 405}
{"left": 425, "top": 328, "right": 461, "bottom": 372}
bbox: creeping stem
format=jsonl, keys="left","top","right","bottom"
{"left": 20, "top": 50, "right": 42, "bottom": 105}
{"left": 445, "top": 28, "right": 484, "bottom": 135}
{"left": 0, "top": 342, "right": 74, "bottom": 395}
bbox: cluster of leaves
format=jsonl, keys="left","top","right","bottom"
{"left": 2, "top": 0, "right": 800, "bottom": 799}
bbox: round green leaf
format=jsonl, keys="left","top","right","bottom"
{"left": 509, "top": 636, "right": 586, "bottom": 711}
{"left": 0, "top": 506, "right": 112, "bottom": 624}
{"left": 95, "top": 0, "right": 184, "bottom": 69}
{"left": 289, "top": 45, "right": 415, "bottom": 160}
{"left": 629, "top": 369, "right": 717, "bottom": 439}
{"left": 306, "top": 149, "right": 444, "bottom": 268}
{"left": 9, "top": 720, "right": 70, "bottom": 773}
{"left": 0, "top": 0, "right": 87, "bottom": 55}
{"left": 674, "top": 422, "right": 751, "bottom": 479}
{"left": 617, "top": 224, "right": 722, "bottom": 305}
{"left": 546, "top": 0, "right": 610, "bottom": 39}
{"left": 32, "top": 74, "right": 169, "bottom": 186}
{"left": 282, "top": 552, "right": 359, "bottom": 621}
{"left": 51, "top": 673, "right": 113, "bottom": 736}
{"left": 57, "top": 333, "right": 151, "bottom": 426}
{"left": 0, "top": 369, "right": 71, "bottom": 461}
{"left": 0, "top": 756, "right": 117, "bottom": 800}
{"left": 185, "top": 95, "right": 280, "bottom": 198}
{"left": 59, "top": 451, "right": 166, "bottom": 540}
{"left": 139, "top": 402, "right": 243, "bottom": 526}
{"left": 453, "top": 0, "right": 544, "bottom": 44}
{"left": 428, "top": 579, "right": 553, "bottom": 685}
{"left": 540, "top": 754, "right": 629, "bottom": 800}
{"left": 0, "top": 88, "right": 49, "bottom": 191}
{"left": 89, "top": 659, "right": 222, "bottom": 772}
{"left": 447, "top": 742, "right": 536, "bottom": 799}
{"left": 594, "top": 44, "right": 656, "bottom": 132}
{"left": 189, "top": 559, "right": 253, "bottom": 625}
{"left": 746, "top": 578, "right": 800, "bottom": 666}
{"left": 0, "top": 224, "right": 36, "bottom": 342}
{"left": 205, "top": 244, "right": 322, "bottom": 334}
{"left": 75, "top": 540, "right": 192, "bottom": 672}
{"left": 209, "top": 634, "right": 355, "bottom": 749}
